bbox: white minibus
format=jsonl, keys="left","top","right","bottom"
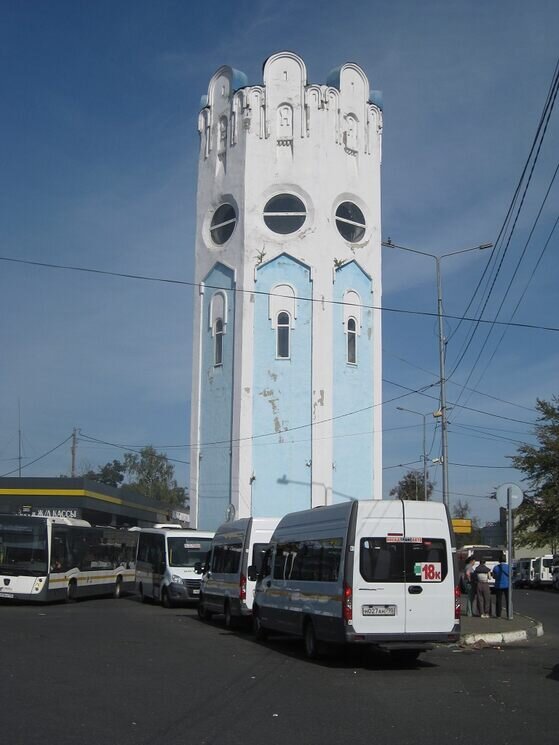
{"left": 533, "top": 555, "right": 554, "bottom": 587}
{"left": 135, "top": 528, "right": 213, "bottom": 607}
{"left": 252, "top": 499, "right": 460, "bottom": 661}
{"left": 513, "top": 557, "right": 535, "bottom": 588}
{"left": 198, "top": 517, "right": 279, "bottom": 627}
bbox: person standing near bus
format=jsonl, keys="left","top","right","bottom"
{"left": 474, "top": 559, "right": 492, "bottom": 618}
{"left": 462, "top": 556, "right": 476, "bottom": 616}
{"left": 492, "top": 554, "right": 510, "bottom": 618}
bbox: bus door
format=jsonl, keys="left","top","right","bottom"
{"left": 352, "top": 509, "right": 407, "bottom": 636}
{"left": 401, "top": 521, "right": 452, "bottom": 635}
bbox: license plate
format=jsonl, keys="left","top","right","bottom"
{"left": 0, "top": 592, "right": 14, "bottom": 599}
{"left": 362, "top": 604, "right": 396, "bottom": 616}
{"left": 192, "top": 589, "right": 200, "bottom": 595}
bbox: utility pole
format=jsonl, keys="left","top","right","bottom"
{"left": 18, "top": 399, "right": 22, "bottom": 477}
{"left": 71, "top": 428, "right": 78, "bottom": 477}
{"left": 384, "top": 240, "right": 493, "bottom": 508}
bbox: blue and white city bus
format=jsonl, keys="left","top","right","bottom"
{"left": 0, "top": 515, "right": 137, "bottom": 602}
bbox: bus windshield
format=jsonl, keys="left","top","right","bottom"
{"left": 167, "top": 537, "right": 212, "bottom": 567}
{"left": 472, "top": 548, "right": 502, "bottom": 563}
{"left": 0, "top": 517, "right": 48, "bottom": 576}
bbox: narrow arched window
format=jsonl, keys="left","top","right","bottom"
{"left": 214, "top": 318, "right": 224, "bottom": 366}
{"left": 347, "top": 317, "right": 357, "bottom": 364}
{"left": 277, "top": 312, "right": 290, "bottom": 359}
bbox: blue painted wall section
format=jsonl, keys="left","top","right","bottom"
{"left": 333, "top": 261, "right": 374, "bottom": 502}
{"left": 252, "top": 254, "right": 313, "bottom": 516}
{"left": 198, "top": 263, "right": 235, "bottom": 529}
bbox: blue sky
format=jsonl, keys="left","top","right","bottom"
{"left": 1, "top": 0, "right": 558, "bottom": 525}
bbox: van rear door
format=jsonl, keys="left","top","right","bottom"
{"left": 402, "top": 506, "right": 454, "bottom": 635}
{"left": 352, "top": 502, "right": 406, "bottom": 635}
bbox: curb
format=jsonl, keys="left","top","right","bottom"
{"left": 460, "top": 615, "right": 544, "bottom": 646}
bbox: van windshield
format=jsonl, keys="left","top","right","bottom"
{"left": 359, "top": 538, "right": 448, "bottom": 583}
{"left": 167, "top": 537, "right": 212, "bottom": 567}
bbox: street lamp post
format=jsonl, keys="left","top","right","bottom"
{"left": 396, "top": 406, "right": 428, "bottom": 500}
{"left": 384, "top": 240, "right": 493, "bottom": 508}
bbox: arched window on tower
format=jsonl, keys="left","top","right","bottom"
{"left": 214, "top": 318, "right": 224, "bottom": 366}
{"left": 347, "top": 317, "right": 357, "bottom": 364}
{"left": 276, "top": 312, "right": 290, "bottom": 359}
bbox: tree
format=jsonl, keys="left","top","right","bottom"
{"left": 389, "top": 470, "right": 433, "bottom": 501}
{"left": 122, "top": 446, "right": 187, "bottom": 506}
{"left": 510, "top": 396, "right": 559, "bottom": 552}
{"left": 84, "top": 459, "right": 126, "bottom": 488}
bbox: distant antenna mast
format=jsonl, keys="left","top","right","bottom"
{"left": 18, "top": 399, "right": 22, "bottom": 477}
{"left": 71, "top": 428, "right": 78, "bottom": 477}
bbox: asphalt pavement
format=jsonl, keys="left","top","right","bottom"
{"left": 1, "top": 589, "right": 557, "bottom": 745}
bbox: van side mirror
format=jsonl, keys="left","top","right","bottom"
{"left": 247, "top": 564, "right": 257, "bottom": 582}
{"left": 193, "top": 561, "right": 203, "bottom": 575}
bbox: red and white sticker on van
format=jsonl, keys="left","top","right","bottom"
{"left": 415, "top": 562, "right": 442, "bottom": 582}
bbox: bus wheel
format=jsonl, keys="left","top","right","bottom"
{"left": 224, "top": 601, "right": 236, "bottom": 629}
{"left": 161, "top": 588, "right": 174, "bottom": 609}
{"left": 253, "top": 608, "right": 268, "bottom": 642}
{"left": 113, "top": 578, "right": 123, "bottom": 599}
{"left": 303, "top": 620, "right": 320, "bottom": 660}
{"left": 67, "top": 580, "right": 77, "bottom": 602}
{"left": 197, "top": 598, "right": 212, "bottom": 621}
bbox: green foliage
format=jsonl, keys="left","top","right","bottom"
{"left": 85, "top": 447, "right": 187, "bottom": 507}
{"left": 389, "top": 469, "right": 434, "bottom": 501}
{"left": 511, "top": 396, "right": 559, "bottom": 552}
{"left": 84, "top": 459, "right": 126, "bottom": 488}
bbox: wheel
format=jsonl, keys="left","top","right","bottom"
{"left": 253, "top": 608, "right": 268, "bottom": 642}
{"left": 224, "top": 601, "right": 236, "bottom": 629}
{"left": 161, "top": 587, "right": 174, "bottom": 609}
{"left": 303, "top": 620, "right": 320, "bottom": 660}
{"left": 113, "top": 578, "right": 123, "bottom": 599}
{"left": 66, "top": 580, "right": 77, "bottom": 602}
{"left": 390, "top": 649, "right": 421, "bottom": 665}
{"left": 197, "top": 598, "right": 212, "bottom": 621}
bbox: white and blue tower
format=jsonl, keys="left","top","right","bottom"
{"left": 190, "top": 52, "right": 383, "bottom": 530}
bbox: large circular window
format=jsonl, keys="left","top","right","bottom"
{"left": 210, "top": 204, "right": 237, "bottom": 245}
{"left": 335, "top": 202, "right": 366, "bottom": 242}
{"left": 263, "top": 194, "right": 307, "bottom": 234}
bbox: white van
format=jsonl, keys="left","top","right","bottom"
{"left": 533, "top": 555, "right": 555, "bottom": 587}
{"left": 135, "top": 528, "right": 214, "bottom": 607}
{"left": 513, "top": 557, "right": 535, "bottom": 588}
{"left": 198, "top": 517, "right": 279, "bottom": 627}
{"left": 252, "top": 500, "right": 460, "bottom": 661}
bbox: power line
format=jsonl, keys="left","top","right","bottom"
{"left": 0, "top": 435, "right": 73, "bottom": 478}
{"left": 1, "top": 254, "right": 558, "bottom": 333}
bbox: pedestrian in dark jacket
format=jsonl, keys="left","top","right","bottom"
{"left": 474, "top": 560, "right": 492, "bottom": 617}
{"left": 492, "top": 555, "right": 510, "bottom": 617}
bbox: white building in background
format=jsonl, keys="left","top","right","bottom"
{"left": 189, "top": 52, "right": 383, "bottom": 530}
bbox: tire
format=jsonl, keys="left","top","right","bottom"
{"left": 67, "top": 580, "right": 77, "bottom": 602}
{"left": 303, "top": 620, "right": 321, "bottom": 660}
{"left": 114, "top": 578, "right": 123, "bottom": 599}
{"left": 197, "top": 598, "right": 212, "bottom": 621}
{"left": 390, "top": 649, "right": 421, "bottom": 665}
{"left": 253, "top": 608, "right": 268, "bottom": 642}
{"left": 224, "top": 601, "right": 236, "bottom": 629}
{"left": 161, "top": 587, "right": 173, "bottom": 609}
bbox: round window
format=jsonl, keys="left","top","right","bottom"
{"left": 263, "top": 194, "right": 306, "bottom": 234}
{"left": 335, "top": 202, "right": 366, "bottom": 242}
{"left": 210, "top": 204, "right": 237, "bottom": 245}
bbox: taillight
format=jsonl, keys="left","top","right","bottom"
{"left": 240, "top": 573, "right": 246, "bottom": 601}
{"left": 454, "top": 585, "right": 461, "bottom": 620}
{"left": 343, "top": 582, "right": 352, "bottom": 623}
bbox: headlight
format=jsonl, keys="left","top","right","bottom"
{"left": 171, "top": 575, "right": 184, "bottom": 584}
{"left": 32, "top": 578, "right": 45, "bottom": 593}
